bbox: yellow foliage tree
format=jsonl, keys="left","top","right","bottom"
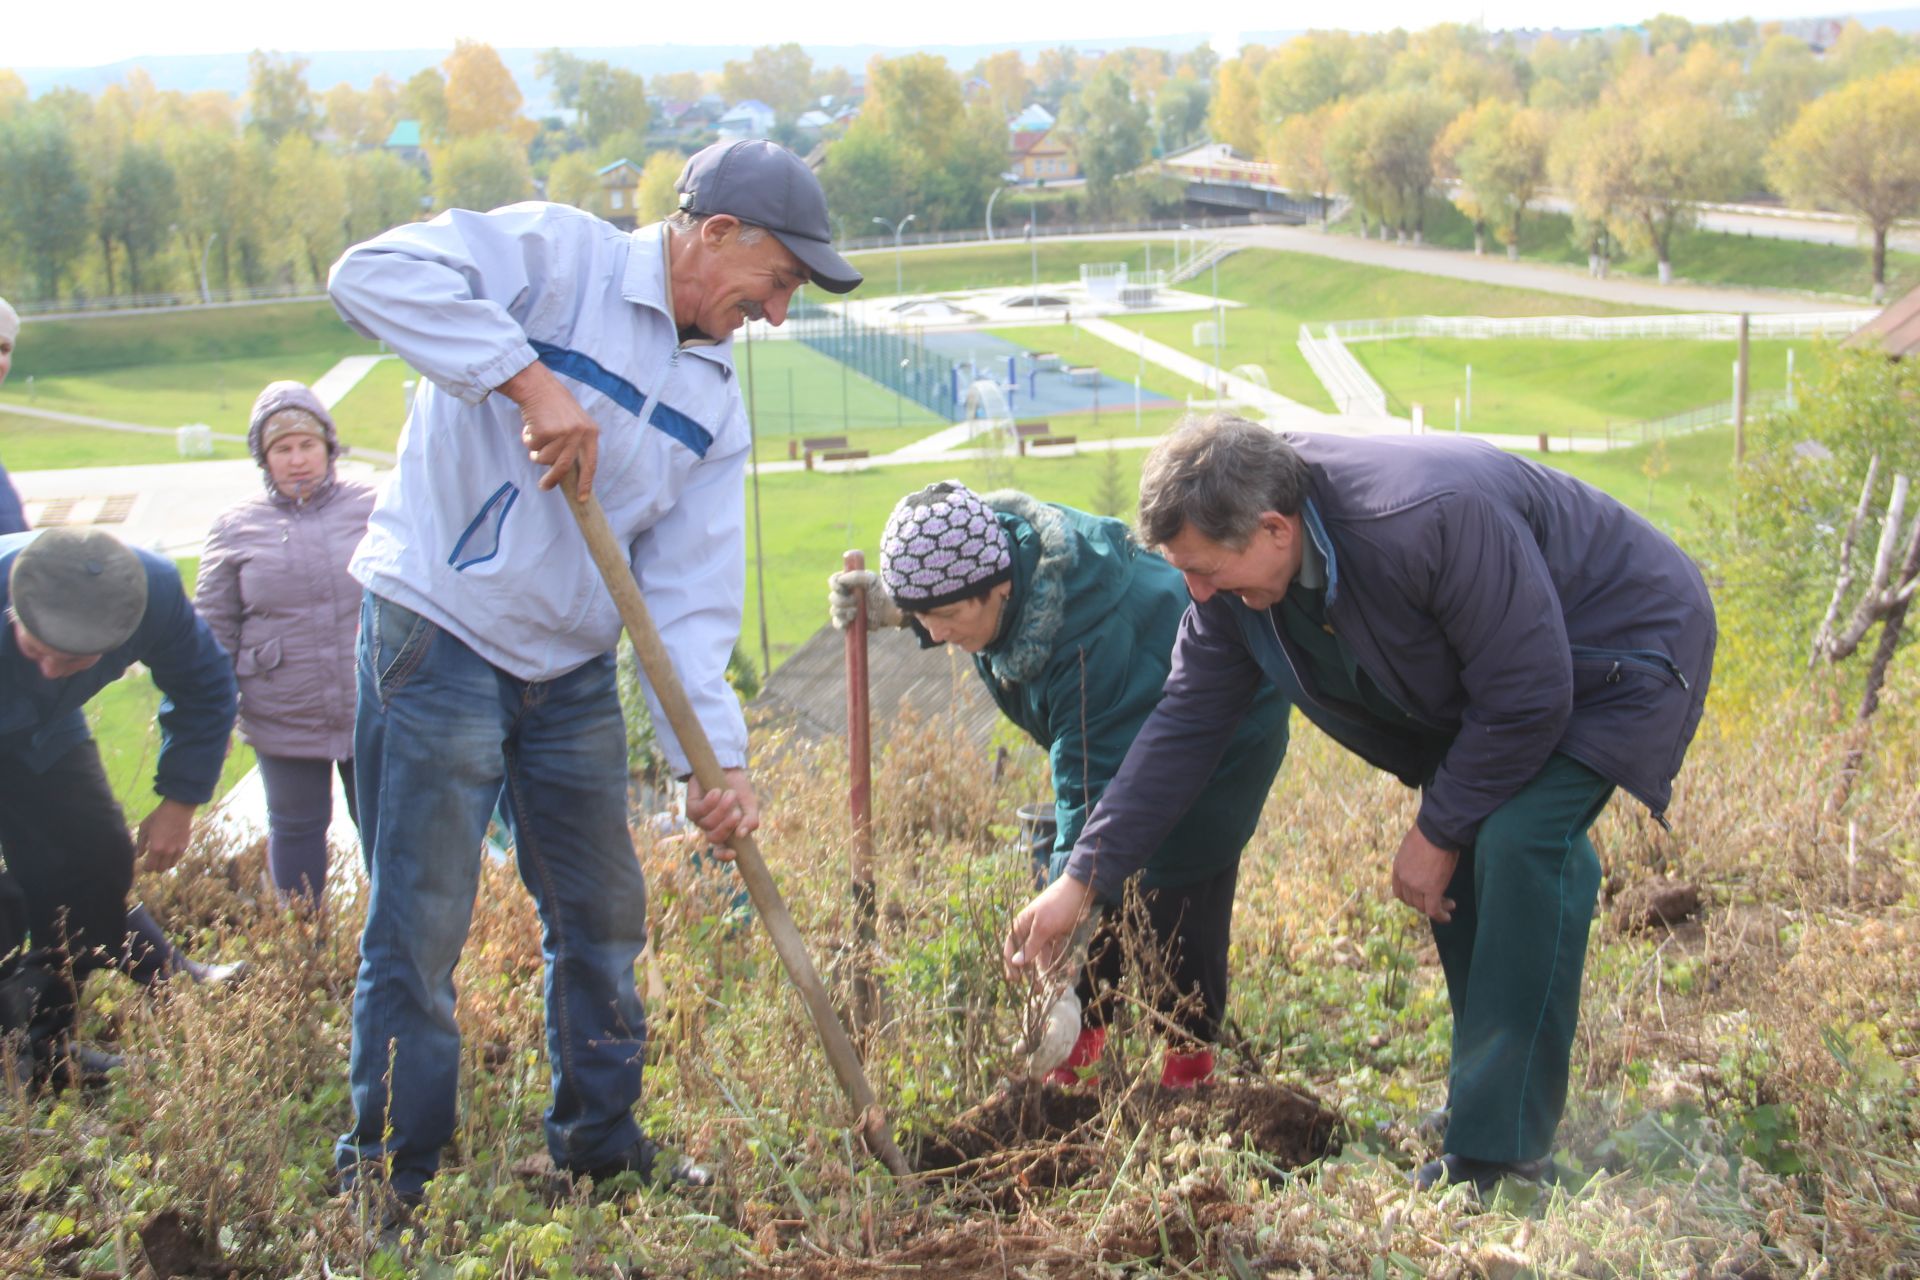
{"left": 636, "top": 151, "right": 683, "bottom": 224}
{"left": 1207, "top": 58, "right": 1262, "bottom": 155}
{"left": 1768, "top": 64, "right": 1920, "bottom": 302}
{"left": 443, "top": 39, "right": 534, "bottom": 146}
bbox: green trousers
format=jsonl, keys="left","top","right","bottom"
{"left": 1431, "top": 753, "right": 1614, "bottom": 1163}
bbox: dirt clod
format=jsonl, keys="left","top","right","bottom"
{"left": 1612, "top": 876, "right": 1702, "bottom": 932}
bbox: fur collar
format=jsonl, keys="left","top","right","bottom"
{"left": 982, "top": 490, "right": 1073, "bottom": 684}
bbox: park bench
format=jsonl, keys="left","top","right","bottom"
{"left": 1026, "top": 352, "right": 1063, "bottom": 371}
{"left": 1013, "top": 422, "right": 1077, "bottom": 454}
{"left": 1065, "top": 366, "right": 1102, "bottom": 387}
{"left": 805, "top": 447, "right": 871, "bottom": 469}
{"left": 790, "top": 434, "right": 851, "bottom": 460}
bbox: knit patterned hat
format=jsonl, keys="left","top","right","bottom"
{"left": 880, "top": 481, "right": 1012, "bottom": 610}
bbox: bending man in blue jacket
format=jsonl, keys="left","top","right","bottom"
{"left": 1006, "top": 414, "right": 1716, "bottom": 1194}
{"left": 0, "top": 529, "right": 237, "bottom": 1085}
{"left": 326, "top": 140, "right": 861, "bottom": 1202}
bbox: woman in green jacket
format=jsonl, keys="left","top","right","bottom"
{"left": 834, "top": 480, "right": 1288, "bottom": 1087}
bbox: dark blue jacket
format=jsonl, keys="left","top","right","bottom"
{"left": 0, "top": 460, "right": 25, "bottom": 535}
{"left": 1066, "top": 433, "right": 1716, "bottom": 899}
{"left": 0, "top": 531, "right": 237, "bottom": 804}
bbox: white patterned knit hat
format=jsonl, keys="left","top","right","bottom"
{"left": 880, "top": 481, "right": 1012, "bottom": 610}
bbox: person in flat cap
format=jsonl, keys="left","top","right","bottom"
{"left": 824, "top": 481, "right": 1290, "bottom": 1090}
{"left": 195, "top": 381, "right": 375, "bottom": 905}
{"left": 0, "top": 527, "right": 238, "bottom": 1085}
{"left": 325, "top": 137, "right": 859, "bottom": 1202}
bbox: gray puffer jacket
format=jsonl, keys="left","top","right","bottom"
{"left": 193, "top": 384, "right": 375, "bottom": 758}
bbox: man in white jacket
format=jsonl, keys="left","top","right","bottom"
{"left": 327, "top": 140, "right": 860, "bottom": 1202}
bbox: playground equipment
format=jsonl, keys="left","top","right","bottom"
{"left": 961, "top": 378, "right": 1016, "bottom": 445}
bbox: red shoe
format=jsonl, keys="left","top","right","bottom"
{"left": 1042, "top": 1026, "right": 1105, "bottom": 1087}
{"left": 1159, "top": 1047, "right": 1215, "bottom": 1089}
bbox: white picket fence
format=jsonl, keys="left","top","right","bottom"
{"left": 1321, "top": 311, "right": 1867, "bottom": 343}
{"left": 1297, "top": 324, "right": 1391, "bottom": 417}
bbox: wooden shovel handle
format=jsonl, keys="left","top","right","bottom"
{"left": 561, "top": 475, "right": 910, "bottom": 1177}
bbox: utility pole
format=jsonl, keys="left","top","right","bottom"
{"left": 1734, "top": 312, "right": 1750, "bottom": 465}
{"left": 872, "top": 213, "right": 916, "bottom": 296}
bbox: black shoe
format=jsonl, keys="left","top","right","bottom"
{"left": 568, "top": 1137, "right": 713, "bottom": 1189}
{"left": 1413, "top": 1152, "right": 1552, "bottom": 1196}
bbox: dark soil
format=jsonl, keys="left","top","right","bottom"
{"left": 914, "top": 1075, "right": 1341, "bottom": 1196}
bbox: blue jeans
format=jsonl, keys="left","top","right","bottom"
{"left": 335, "top": 593, "right": 648, "bottom": 1195}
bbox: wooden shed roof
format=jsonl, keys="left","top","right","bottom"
{"left": 753, "top": 624, "right": 1001, "bottom": 745}
{"left": 1843, "top": 284, "right": 1920, "bottom": 358}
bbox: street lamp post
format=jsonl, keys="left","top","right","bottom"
{"left": 198, "top": 231, "right": 220, "bottom": 305}
{"left": 871, "top": 214, "right": 916, "bottom": 296}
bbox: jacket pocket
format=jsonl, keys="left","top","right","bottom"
{"left": 234, "top": 636, "right": 283, "bottom": 678}
{"left": 448, "top": 481, "right": 520, "bottom": 571}
{"left": 1569, "top": 644, "right": 1690, "bottom": 691}
{"left": 370, "top": 596, "right": 436, "bottom": 699}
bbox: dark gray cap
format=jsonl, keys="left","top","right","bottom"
{"left": 9, "top": 528, "right": 148, "bottom": 656}
{"left": 676, "top": 140, "right": 863, "bottom": 295}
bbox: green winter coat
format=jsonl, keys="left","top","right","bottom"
{"left": 973, "top": 492, "right": 1289, "bottom": 893}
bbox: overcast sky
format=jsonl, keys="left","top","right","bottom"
{"left": 6, "top": 0, "right": 1842, "bottom": 68}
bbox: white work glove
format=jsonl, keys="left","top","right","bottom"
{"left": 828, "top": 569, "right": 906, "bottom": 630}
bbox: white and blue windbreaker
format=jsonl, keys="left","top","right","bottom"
{"left": 328, "top": 203, "right": 749, "bottom": 774}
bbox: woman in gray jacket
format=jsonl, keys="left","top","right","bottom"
{"left": 196, "top": 382, "right": 375, "bottom": 901}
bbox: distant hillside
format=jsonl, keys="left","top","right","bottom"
{"left": 11, "top": 33, "right": 1284, "bottom": 118}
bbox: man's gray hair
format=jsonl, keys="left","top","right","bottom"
{"left": 1137, "top": 413, "right": 1310, "bottom": 549}
{"left": 665, "top": 209, "right": 766, "bottom": 246}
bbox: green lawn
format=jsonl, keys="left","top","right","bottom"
{"left": 1340, "top": 201, "right": 1920, "bottom": 302}
{"left": 1355, "top": 336, "right": 1803, "bottom": 437}
{"left": 11, "top": 301, "right": 375, "bottom": 379}
{"left": 0, "top": 412, "right": 251, "bottom": 470}
{"left": 327, "top": 356, "right": 415, "bottom": 458}
{"left": 88, "top": 557, "right": 255, "bottom": 814}
{"left": 0, "top": 353, "right": 349, "bottom": 438}
{"left": 1108, "top": 250, "right": 1670, "bottom": 412}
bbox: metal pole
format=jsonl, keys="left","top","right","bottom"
{"left": 843, "top": 549, "right": 880, "bottom": 1035}
{"left": 198, "top": 231, "right": 219, "bottom": 305}
{"left": 744, "top": 322, "right": 772, "bottom": 679}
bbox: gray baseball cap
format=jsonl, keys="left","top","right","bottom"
{"left": 676, "top": 140, "right": 863, "bottom": 295}
{"left": 9, "top": 528, "right": 149, "bottom": 656}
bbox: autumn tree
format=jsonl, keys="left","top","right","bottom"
{"left": 1552, "top": 104, "right": 1630, "bottom": 275}
{"left": 246, "top": 51, "right": 317, "bottom": 144}
{"left": 346, "top": 150, "right": 425, "bottom": 243}
{"left": 269, "top": 134, "right": 346, "bottom": 281}
{"left": 820, "top": 56, "right": 1003, "bottom": 233}
{"left": 975, "top": 51, "right": 1031, "bottom": 117}
{"left": 401, "top": 67, "right": 449, "bottom": 144}
{"left": 1526, "top": 32, "right": 1615, "bottom": 110}
{"left": 1067, "top": 67, "right": 1149, "bottom": 214}
{"left": 650, "top": 71, "right": 703, "bottom": 103}
{"left": 1748, "top": 34, "right": 1832, "bottom": 140}
{"left": 443, "top": 40, "right": 533, "bottom": 145}
{"left": 1827, "top": 20, "right": 1916, "bottom": 83}
{"left": 1268, "top": 100, "right": 1346, "bottom": 227}
{"left": 539, "top": 51, "right": 650, "bottom": 145}
{"left": 1207, "top": 57, "right": 1262, "bottom": 155}
{"left": 634, "top": 151, "right": 683, "bottom": 224}
{"left": 0, "top": 109, "right": 92, "bottom": 300}
{"left": 721, "top": 43, "right": 813, "bottom": 119}
{"left": 1439, "top": 99, "right": 1550, "bottom": 258}
{"left": 1259, "top": 30, "right": 1366, "bottom": 119}
{"left": 1152, "top": 76, "right": 1210, "bottom": 154}
{"left": 0, "top": 71, "right": 26, "bottom": 118}
{"left": 543, "top": 152, "right": 602, "bottom": 215}
{"left": 1034, "top": 48, "right": 1081, "bottom": 103}
{"left": 324, "top": 76, "right": 400, "bottom": 147}
{"left": 433, "top": 132, "right": 533, "bottom": 213}
{"left": 165, "top": 126, "right": 240, "bottom": 296}
{"left": 1327, "top": 88, "right": 1454, "bottom": 240}
{"left": 1768, "top": 64, "right": 1920, "bottom": 302}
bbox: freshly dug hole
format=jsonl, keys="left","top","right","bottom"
{"left": 916, "top": 1076, "right": 1342, "bottom": 1187}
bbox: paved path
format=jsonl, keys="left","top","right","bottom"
{"left": 1075, "top": 316, "right": 1330, "bottom": 426}
{"left": 308, "top": 353, "right": 392, "bottom": 408}
{"left": 1218, "top": 224, "right": 1866, "bottom": 315}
